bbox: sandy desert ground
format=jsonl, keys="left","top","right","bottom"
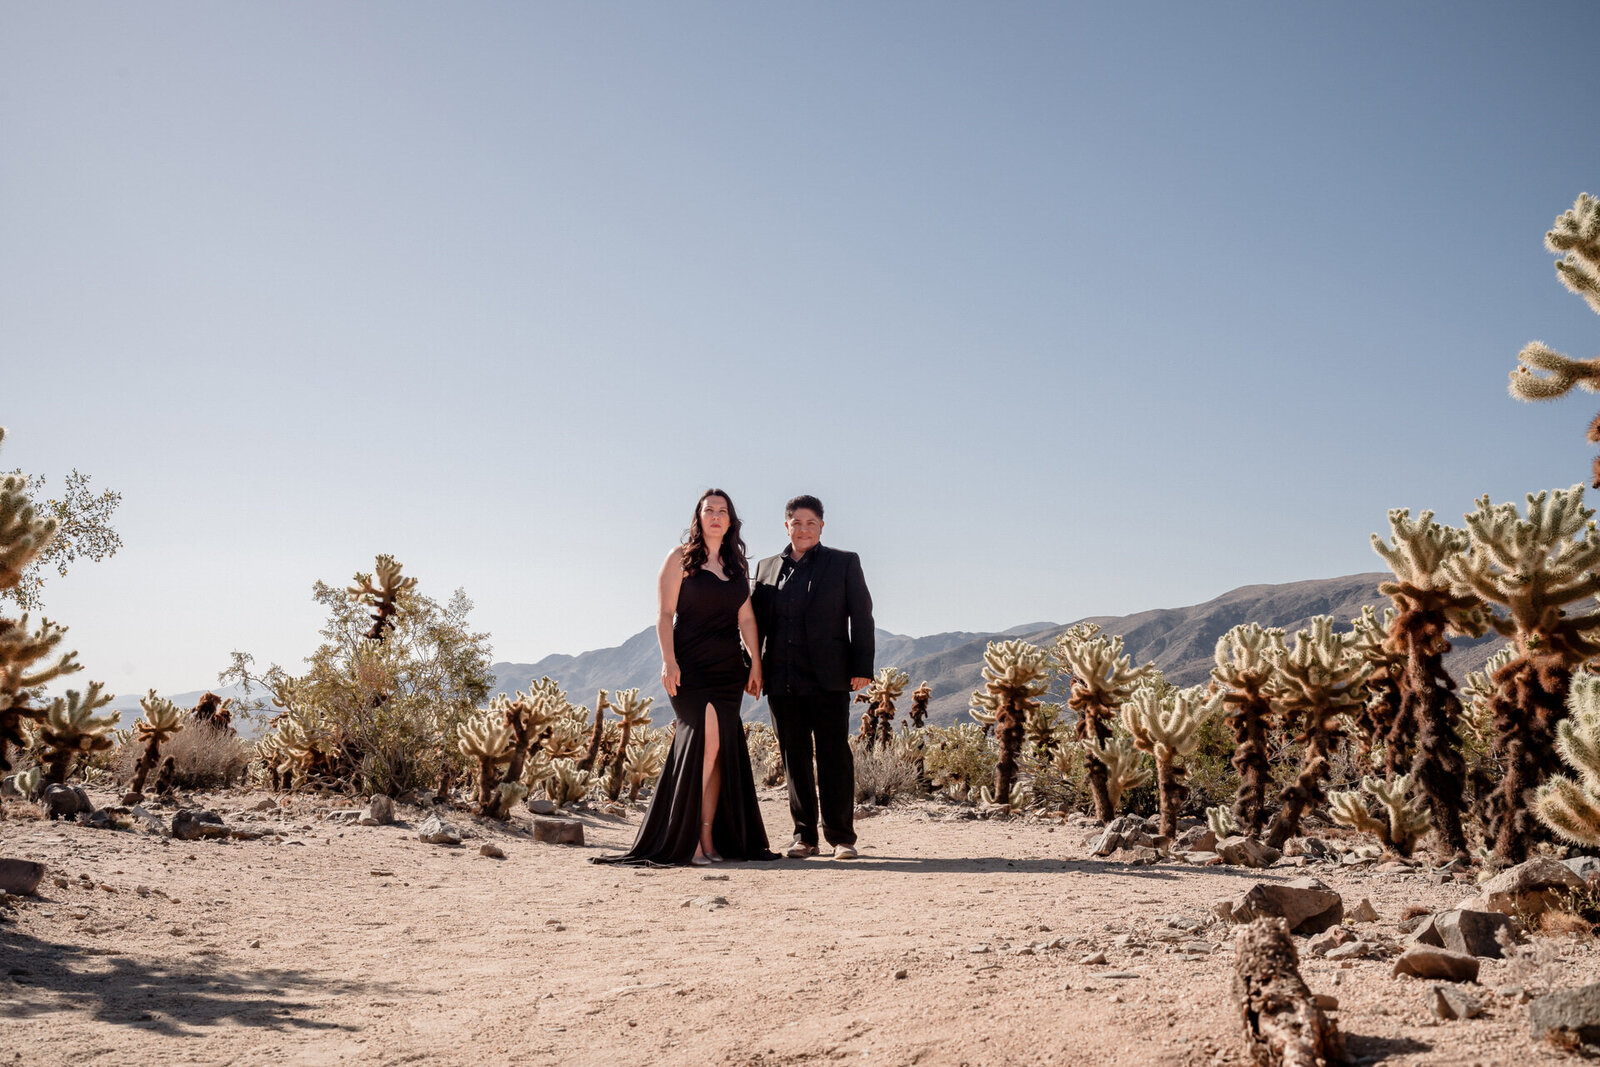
{"left": 2, "top": 788, "right": 1597, "bottom": 1067}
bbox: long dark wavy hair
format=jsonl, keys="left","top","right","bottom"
{"left": 682, "top": 488, "right": 748, "bottom": 580}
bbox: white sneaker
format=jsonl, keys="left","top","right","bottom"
{"left": 832, "top": 843, "right": 859, "bottom": 860}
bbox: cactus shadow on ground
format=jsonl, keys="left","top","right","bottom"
{"left": 1341, "top": 1032, "right": 1433, "bottom": 1063}
{"left": 0, "top": 927, "right": 406, "bottom": 1035}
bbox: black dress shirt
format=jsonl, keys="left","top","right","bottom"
{"left": 767, "top": 547, "right": 820, "bottom": 696}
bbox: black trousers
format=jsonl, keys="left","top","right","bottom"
{"left": 768, "top": 691, "right": 855, "bottom": 847}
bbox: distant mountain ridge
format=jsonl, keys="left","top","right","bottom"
{"left": 491, "top": 572, "right": 1505, "bottom": 727}
{"left": 110, "top": 574, "right": 1504, "bottom": 733}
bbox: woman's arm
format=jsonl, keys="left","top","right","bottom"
{"left": 738, "top": 595, "right": 761, "bottom": 697}
{"left": 658, "top": 547, "right": 684, "bottom": 697}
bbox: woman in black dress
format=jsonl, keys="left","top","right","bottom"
{"left": 596, "top": 489, "right": 776, "bottom": 866}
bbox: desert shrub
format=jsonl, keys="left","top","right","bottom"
{"left": 1183, "top": 710, "right": 1240, "bottom": 816}
{"left": 745, "top": 721, "right": 784, "bottom": 787}
{"left": 922, "top": 723, "right": 996, "bottom": 803}
{"left": 223, "top": 561, "right": 494, "bottom": 796}
{"left": 113, "top": 722, "right": 250, "bottom": 791}
{"left": 1021, "top": 738, "right": 1081, "bottom": 813}
{"left": 851, "top": 734, "right": 923, "bottom": 805}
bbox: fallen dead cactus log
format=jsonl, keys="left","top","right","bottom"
{"left": 1233, "top": 916, "right": 1344, "bottom": 1067}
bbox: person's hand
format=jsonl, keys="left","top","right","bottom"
{"left": 662, "top": 660, "right": 681, "bottom": 697}
{"left": 849, "top": 676, "right": 871, "bottom": 692}
{"left": 745, "top": 666, "right": 763, "bottom": 698}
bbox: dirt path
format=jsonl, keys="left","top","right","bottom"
{"left": 1, "top": 789, "right": 1593, "bottom": 1066}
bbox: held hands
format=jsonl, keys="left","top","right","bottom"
{"left": 662, "top": 660, "right": 681, "bottom": 697}
{"left": 745, "top": 665, "right": 763, "bottom": 698}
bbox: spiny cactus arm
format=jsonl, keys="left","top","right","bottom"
{"left": 1371, "top": 509, "right": 1470, "bottom": 589}
{"left": 136, "top": 690, "right": 185, "bottom": 740}
{"left": 44, "top": 681, "right": 116, "bottom": 737}
{"left": 1328, "top": 788, "right": 1387, "bottom": 839}
{"left": 457, "top": 711, "right": 514, "bottom": 761}
{"left": 1534, "top": 775, "right": 1600, "bottom": 847}
{"left": 345, "top": 554, "right": 418, "bottom": 640}
{"left": 1206, "top": 805, "right": 1237, "bottom": 836}
{"left": 1511, "top": 344, "right": 1600, "bottom": 401}
{"left": 1212, "top": 623, "right": 1287, "bottom": 692}
{"left": 1363, "top": 773, "right": 1430, "bottom": 854}
{"left": 1547, "top": 192, "right": 1600, "bottom": 307}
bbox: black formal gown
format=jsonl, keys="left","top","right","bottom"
{"left": 594, "top": 568, "right": 777, "bottom": 866}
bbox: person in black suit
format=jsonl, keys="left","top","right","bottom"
{"left": 751, "top": 495, "right": 874, "bottom": 859}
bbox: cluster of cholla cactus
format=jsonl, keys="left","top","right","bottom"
{"left": 125, "top": 690, "right": 185, "bottom": 800}
{"left": 1329, "top": 774, "right": 1432, "bottom": 857}
{"left": 1264, "top": 617, "right": 1372, "bottom": 848}
{"left": 1120, "top": 682, "right": 1223, "bottom": 838}
{"left": 1, "top": 428, "right": 108, "bottom": 800}
{"left": 1509, "top": 192, "right": 1600, "bottom": 485}
{"left": 1443, "top": 485, "right": 1600, "bottom": 863}
{"left": 1055, "top": 623, "right": 1152, "bottom": 821}
{"left": 858, "top": 667, "right": 909, "bottom": 751}
{"left": 969, "top": 639, "right": 1050, "bottom": 809}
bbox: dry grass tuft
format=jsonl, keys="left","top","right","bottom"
{"left": 113, "top": 723, "right": 251, "bottom": 791}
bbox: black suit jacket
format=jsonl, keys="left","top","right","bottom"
{"left": 751, "top": 544, "right": 875, "bottom": 693}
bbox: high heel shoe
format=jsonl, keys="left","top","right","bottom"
{"left": 690, "top": 852, "right": 712, "bottom": 867}
{"left": 699, "top": 820, "right": 724, "bottom": 863}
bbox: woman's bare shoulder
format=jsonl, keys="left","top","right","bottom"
{"left": 662, "top": 545, "right": 686, "bottom": 567}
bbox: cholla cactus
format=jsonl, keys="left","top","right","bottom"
{"left": 579, "top": 689, "right": 610, "bottom": 773}
{"left": 1211, "top": 623, "right": 1286, "bottom": 836}
{"left": 457, "top": 709, "right": 514, "bottom": 810}
{"left": 1025, "top": 702, "right": 1065, "bottom": 759}
{"left": 501, "top": 677, "right": 565, "bottom": 791}
{"left": 1533, "top": 673, "right": 1600, "bottom": 846}
{"left": 909, "top": 681, "right": 931, "bottom": 727}
{"left": 256, "top": 733, "right": 288, "bottom": 790}
{"left": 0, "top": 429, "right": 89, "bottom": 782}
{"left": 1462, "top": 646, "right": 1514, "bottom": 752}
{"left": 1055, "top": 623, "right": 1152, "bottom": 822}
{"left": 127, "top": 690, "right": 185, "bottom": 797}
{"left": 969, "top": 640, "right": 1050, "bottom": 811}
{"left": 860, "top": 667, "right": 909, "bottom": 751}
{"left": 1346, "top": 606, "right": 1405, "bottom": 768}
{"left": 1264, "top": 616, "right": 1372, "bottom": 849}
{"left": 38, "top": 681, "right": 116, "bottom": 784}
{"left": 545, "top": 757, "right": 591, "bottom": 807}
{"left": 544, "top": 708, "right": 588, "bottom": 761}
{"left": 1081, "top": 733, "right": 1151, "bottom": 812}
{"left": 604, "top": 688, "right": 654, "bottom": 800}
{"left": 1120, "top": 683, "right": 1224, "bottom": 839}
{"left": 1443, "top": 485, "right": 1600, "bottom": 864}
{"left": 346, "top": 554, "right": 418, "bottom": 641}
{"left": 1206, "top": 804, "right": 1238, "bottom": 837}
{"left": 1328, "top": 773, "right": 1431, "bottom": 857}
{"left": 1509, "top": 193, "right": 1600, "bottom": 485}
{"left": 1371, "top": 508, "right": 1487, "bottom": 860}
{"left": 623, "top": 735, "right": 668, "bottom": 802}
{"left": 14, "top": 766, "right": 41, "bottom": 800}
{"left": 980, "top": 780, "right": 1027, "bottom": 809}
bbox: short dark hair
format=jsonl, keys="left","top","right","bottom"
{"left": 785, "top": 494, "right": 824, "bottom": 520}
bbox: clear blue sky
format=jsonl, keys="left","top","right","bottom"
{"left": 4, "top": 3, "right": 1598, "bottom": 697}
